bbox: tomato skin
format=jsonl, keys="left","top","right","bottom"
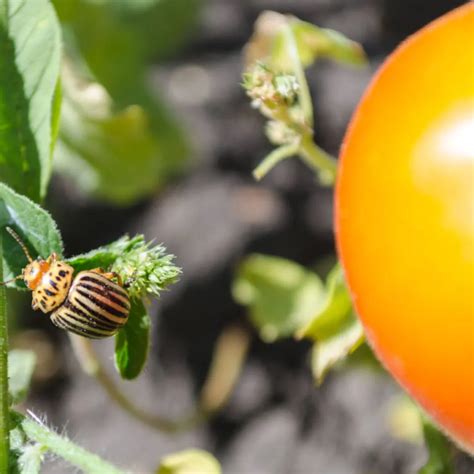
{"left": 335, "top": 3, "right": 474, "bottom": 451}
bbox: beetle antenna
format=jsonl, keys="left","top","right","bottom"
{"left": 0, "top": 275, "right": 23, "bottom": 287}
{"left": 5, "top": 227, "right": 33, "bottom": 263}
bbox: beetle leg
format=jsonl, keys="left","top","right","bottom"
{"left": 89, "top": 268, "right": 123, "bottom": 286}
{"left": 104, "top": 272, "right": 123, "bottom": 286}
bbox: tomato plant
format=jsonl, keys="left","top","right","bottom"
{"left": 335, "top": 3, "right": 474, "bottom": 451}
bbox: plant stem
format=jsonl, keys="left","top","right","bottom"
{"left": 69, "top": 325, "right": 250, "bottom": 434}
{"left": 299, "top": 135, "right": 338, "bottom": 184}
{"left": 21, "top": 415, "right": 124, "bottom": 474}
{"left": 283, "top": 23, "right": 313, "bottom": 127}
{"left": 0, "top": 235, "right": 10, "bottom": 473}
{"left": 253, "top": 143, "right": 299, "bottom": 180}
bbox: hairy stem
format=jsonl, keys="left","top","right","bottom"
{"left": 0, "top": 236, "right": 9, "bottom": 472}
{"left": 21, "top": 415, "right": 124, "bottom": 474}
{"left": 69, "top": 325, "right": 250, "bottom": 434}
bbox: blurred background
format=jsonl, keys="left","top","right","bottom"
{"left": 10, "top": 0, "right": 472, "bottom": 472}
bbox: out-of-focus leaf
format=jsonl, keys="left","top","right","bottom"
{"left": 345, "top": 342, "right": 383, "bottom": 372}
{"left": 245, "top": 11, "right": 366, "bottom": 71}
{"left": 278, "top": 19, "right": 367, "bottom": 68}
{"left": 0, "top": 0, "right": 61, "bottom": 201}
{"left": 126, "top": 0, "right": 199, "bottom": 62}
{"left": 387, "top": 396, "right": 424, "bottom": 444}
{"left": 8, "top": 350, "right": 36, "bottom": 404}
{"left": 311, "top": 318, "right": 364, "bottom": 384}
{"left": 85, "top": 0, "right": 161, "bottom": 14}
{"left": 0, "top": 183, "right": 63, "bottom": 288}
{"left": 299, "top": 264, "right": 366, "bottom": 383}
{"left": 57, "top": 101, "right": 166, "bottom": 204}
{"left": 16, "top": 444, "right": 46, "bottom": 474}
{"left": 157, "top": 449, "right": 221, "bottom": 474}
{"left": 115, "top": 299, "right": 150, "bottom": 380}
{"left": 233, "top": 254, "right": 325, "bottom": 342}
{"left": 55, "top": 62, "right": 184, "bottom": 204}
{"left": 50, "top": 80, "right": 63, "bottom": 154}
{"left": 52, "top": 0, "right": 198, "bottom": 203}
{"left": 419, "top": 418, "right": 455, "bottom": 474}
{"left": 200, "top": 326, "right": 250, "bottom": 414}
{"left": 54, "top": 0, "right": 199, "bottom": 100}
{"left": 298, "top": 264, "right": 353, "bottom": 340}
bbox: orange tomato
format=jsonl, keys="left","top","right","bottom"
{"left": 335, "top": 3, "right": 474, "bottom": 451}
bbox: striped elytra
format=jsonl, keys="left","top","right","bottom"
{"left": 0, "top": 227, "right": 130, "bottom": 339}
{"left": 50, "top": 270, "right": 131, "bottom": 339}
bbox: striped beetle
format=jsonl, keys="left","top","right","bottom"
{"left": 1, "top": 227, "right": 130, "bottom": 339}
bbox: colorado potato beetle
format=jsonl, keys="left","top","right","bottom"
{"left": 1, "top": 227, "right": 130, "bottom": 339}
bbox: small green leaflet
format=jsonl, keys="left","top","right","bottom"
{"left": 281, "top": 19, "right": 367, "bottom": 68}
{"left": 310, "top": 319, "right": 364, "bottom": 384}
{"left": 233, "top": 256, "right": 366, "bottom": 382}
{"left": 299, "top": 264, "right": 365, "bottom": 383}
{"left": 16, "top": 444, "right": 46, "bottom": 474}
{"left": 246, "top": 11, "right": 367, "bottom": 72}
{"left": 115, "top": 298, "right": 151, "bottom": 380}
{"left": 8, "top": 350, "right": 36, "bottom": 405}
{"left": 157, "top": 449, "right": 221, "bottom": 474}
{"left": 232, "top": 254, "right": 326, "bottom": 342}
{"left": 67, "top": 235, "right": 143, "bottom": 274}
{"left": 299, "top": 264, "right": 353, "bottom": 340}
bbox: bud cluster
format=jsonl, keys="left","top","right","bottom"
{"left": 243, "top": 63, "right": 307, "bottom": 147}
{"left": 243, "top": 63, "right": 299, "bottom": 111}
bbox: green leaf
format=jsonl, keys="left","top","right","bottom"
{"left": 0, "top": 183, "right": 63, "bottom": 288}
{"left": 233, "top": 254, "right": 325, "bottom": 342}
{"left": 246, "top": 12, "right": 366, "bottom": 72}
{"left": 418, "top": 418, "right": 455, "bottom": 474}
{"left": 298, "top": 264, "right": 353, "bottom": 340}
{"left": 0, "top": 0, "right": 61, "bottom": 201}
{"left": 16, "top": 444, "right": 46, "bottom": 474}
{"left": 55, "top": 63, "right": 186, "bottom": 205}
{"left": 157, "top": 449, "right": 221, "bottom": 474}
{"left": 114, "top": 299, "right": 150, "bottom": 380}
{"left": 94, "top": 0, "right": 161, "bottom": 14}
{"left": 67, "top": 235, "right": 142, "bottom": 273}
{"left": 387, "top": 396, "right": 423, "bottom": 444}
{"left": 51, "top": 0, "right": 197, "bottom": 204}
{"left": 311, "top": 318, "right": 364, "bottom": 384}
{"left": 9, "top": 422, "right": 27, "bottom": 474}
{"left": 299, "top": 264, "right": 366, "bottom": 383}
{"left": 8, "top": 350, "right": 36, "bottom": 404}
{"left": 50, "top": 80, "right": 62, "bottom": 155}
{"left": 54, "top": 0, "right": 199, "bottom": 100}
{"left": 282, "top": 19, "right": 367, "bottom": 68}
{"left": 9, "top": 422, "right": 25, "bottom": 452}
